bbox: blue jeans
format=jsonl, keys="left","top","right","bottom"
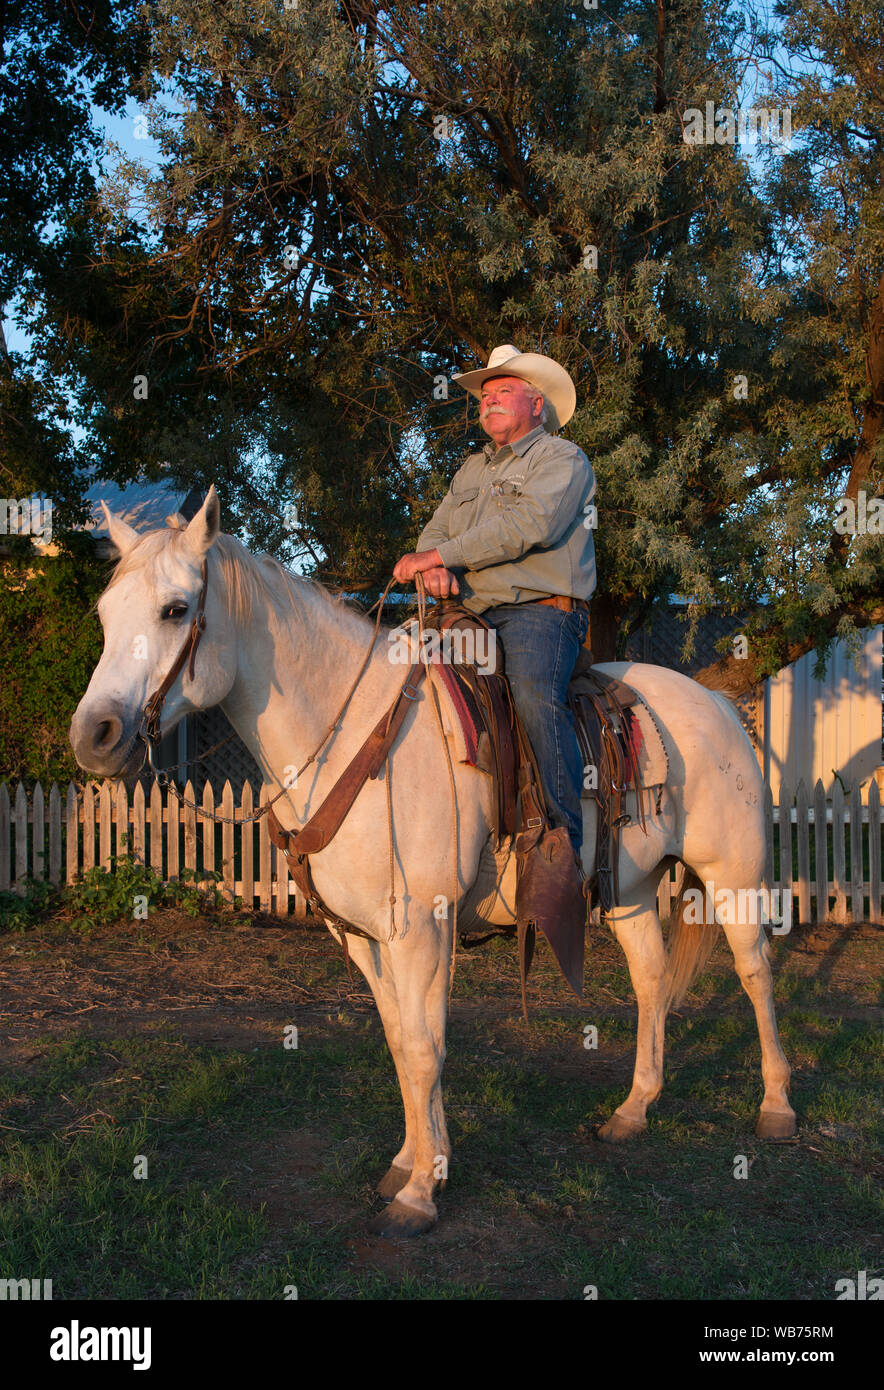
{"left": 484, "top": 603, "right": 589, "bottom": 854}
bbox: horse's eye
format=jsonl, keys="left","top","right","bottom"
{"left": 161, "top": 603, "right": 189, "bottom": 621}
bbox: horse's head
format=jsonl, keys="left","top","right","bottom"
{"left": 70, "top": 485, "right": 238, "bottom": 777}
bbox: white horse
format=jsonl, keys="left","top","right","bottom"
{"left": 70, "top": 487, "right": 796, "bottom": 1237}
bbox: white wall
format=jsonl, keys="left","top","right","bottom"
{"left": 762, "top": 626, "right": 883, "bottom": 798}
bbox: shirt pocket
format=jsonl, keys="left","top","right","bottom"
{"left": 447, "top": 484, "right": 480, "bottom": 534}
{"left": 451, "top": 485, "right": 479, "bottom": 504}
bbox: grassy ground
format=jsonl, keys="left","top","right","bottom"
{"left": 0, "top": 905, "right": 881, "bottom": 1300}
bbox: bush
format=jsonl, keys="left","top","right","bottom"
{"left": 0, "top": 878, "right": 61, "bottom": 932}
{"left": 0, "top": 854, "right": 227, "bottom": 935}
{"left": 0, "top": 545, "right": 108, "bottom": 782}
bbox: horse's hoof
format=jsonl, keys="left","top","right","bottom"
{"left": 597, "top": 1113, "right": 647, "bottom": 1143}
{"left": 756, "top": 1110, "right": 797, "bottom": 1140}
{"left": 375, "top": 1164, "right": 411, "bottom": 1203}
{"left": 367, "top": 1197, "right": 436, "bottom": 1239}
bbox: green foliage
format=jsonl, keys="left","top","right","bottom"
{"left": 3, "top": 0, "right": 884, "bottom": 687}
{"left": 63, "top": 856, "right": 224, "bottom": 933}
{"left": 0, "top": 877, "right": 59, "bottom": 933}
{"left": 0, "top": 0, "right": 152, "bottom": 509}
{"left": 0, "top": 851, "right": 225, "bottom": 935}
{"left": 0, "top": 548, "right": 107, "bottom": 781}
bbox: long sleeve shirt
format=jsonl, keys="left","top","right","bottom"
{"left": 416, "top": 424, "right": 597, "bottom": 615}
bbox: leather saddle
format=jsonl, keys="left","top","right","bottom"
{"left": 411, "top": 604, "right": 649, "bottom": 1007}
{"left": 568, "top": 645, "right": 647, "bottom": 915}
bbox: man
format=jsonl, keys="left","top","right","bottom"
{"left": 393, "top": 344, "right": 596, "bottom": 865}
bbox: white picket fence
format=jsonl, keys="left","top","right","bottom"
{"left": 0, "top": 779, "right": 308, "bottom": 917}
{"left": 1, "top": 776, "right": 882, "bottom": 926}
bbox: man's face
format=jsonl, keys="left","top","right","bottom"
{"left": 479, "top": 375, "right": 543, "bottom": 447}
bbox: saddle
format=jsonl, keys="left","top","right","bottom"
{"left": 266, "top": 601, "right": 648, "bottom": 1009}
{"left": 421, "top": 609, "right": 650, "bottom": 919}
{"left": 568, "top": 645, "right": 647, "bottom": 914}
{"left": 417, "top": 604, "right": 587, "bottom": 1009}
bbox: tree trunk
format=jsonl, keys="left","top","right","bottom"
{"left": 587, "top": 592, "right": 620, "bottom": 662}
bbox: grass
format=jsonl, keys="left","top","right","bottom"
{"left": 0, "top": 905, "right": 881, "bottom": 1300}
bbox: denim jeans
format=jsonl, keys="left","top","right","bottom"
{"left": 483, "top": 603, "right": 590, "bottom": 854}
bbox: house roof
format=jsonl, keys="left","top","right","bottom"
{"left": 83, "top": 477, "right": 193, "bottom": 541}
{"left": 29, "top": 475, "right": 204, "bottom": 557}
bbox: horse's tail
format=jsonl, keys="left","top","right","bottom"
{"left": 662, "top": 866, "right": 719, "bottom": 1015}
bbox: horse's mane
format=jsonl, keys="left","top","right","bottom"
{"left": 101, "top": 519, "right": 369, "bottom": 631}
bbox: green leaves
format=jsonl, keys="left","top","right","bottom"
{"left": 4, "top": 0, "right": 884, "bottom": 687}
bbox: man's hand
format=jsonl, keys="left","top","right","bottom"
{"left": 393, "top": 548, "right": 445, "bottom": 583}
{"left": 420, "top": 565, "right": 460, "bottom": 599}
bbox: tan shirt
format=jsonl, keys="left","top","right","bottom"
{"left": 417, "top": 424, "right": 597, "bottom": 614}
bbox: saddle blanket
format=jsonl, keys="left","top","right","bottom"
{"left": 616, "top": 694, "right": 669, "bottom": 792}
{"left": 428, "top": 660, "right": 668, "bottom": 797}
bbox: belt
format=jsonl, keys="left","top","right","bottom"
{"left": 530, "top": 595, "right": 590, "bottom": 612}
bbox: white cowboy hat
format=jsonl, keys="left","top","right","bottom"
{"left": 452, "top": 344, "right": 577, "bottom": 429}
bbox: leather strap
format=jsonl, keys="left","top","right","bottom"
{"left": 141, "top": 558, "right": 209, "bottom": 747}
{"left": 268, "top": 656, "right": 427, "bottom": 859}
{"left": 528, "top": 595, "right": 589, "bottom": 612}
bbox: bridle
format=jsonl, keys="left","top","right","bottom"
{"left": 133, "top": 554, "right": 401, "bottom": 828}
{"left": 130, "top": 557, "right": 459, "bottom": 964}
{"left": 138, "top": 558, "right": 210, "bottom": 785}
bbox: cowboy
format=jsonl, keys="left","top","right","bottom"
{"left": 393, "top": 344, "right": 596, "bottom": 865}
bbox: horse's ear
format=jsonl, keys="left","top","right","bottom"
{"left": 100, "top": 501, "right": 140, "bottom": 557}
{"left": 182, "top": 484, "right": 221, "bottom": 559}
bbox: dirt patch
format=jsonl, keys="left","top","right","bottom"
{"left": 1, "top": 910, "right": 881, "bottom": 1047}
{"left": 0, "top": 910, "right": 376, "bottom": 1047}
{"left": 235, "top": 1128, "right": 333, "bottom": 1228}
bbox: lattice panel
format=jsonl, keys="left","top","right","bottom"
{"left": 191, "top": 706, "right": 263, "bottom": 798}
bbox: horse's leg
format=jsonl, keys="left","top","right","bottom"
{"left": 367, "top": 914, "right": 452, "bottom": 1239}
{"left": 710, "top": 888, "right": 797, "bottom": 1139}
{"left": 598, "top": 875, "right": 668, "bottom": 1142}
{"left": 342, "top": 933, "right": 417, "bottom": 1199}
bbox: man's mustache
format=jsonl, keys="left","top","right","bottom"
{"left": 480, "top": 405, "right": 508, "bottom": 417}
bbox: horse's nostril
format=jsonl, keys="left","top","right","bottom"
{"left": 95, "top": 718, "right": 121, "bottom": 751}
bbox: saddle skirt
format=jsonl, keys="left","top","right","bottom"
{"left": 406, "top": 613, "right": 668, "bottom": 811}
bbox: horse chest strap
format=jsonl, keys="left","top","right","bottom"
{"left": 265, "top": 656, "right": 426, "bottom": 922}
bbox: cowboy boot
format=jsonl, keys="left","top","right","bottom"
{"left": 515, "top": 822, "right": 589, "bottom": 1004}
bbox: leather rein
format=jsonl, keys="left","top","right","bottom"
{"left": 134, "top": 557, "right": 443, "bottom": 960}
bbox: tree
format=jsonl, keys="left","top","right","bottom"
{"left": 694, "top": 0, "right": 884, "bottom": 691}
{"left": 0, "top": 539, "right": 106, "bottom": 781}
{"left": 12, "top": 0, "right": 884, "bottom": 689}
{"left": 0, "top": 0, "right": 154, "bottom": 526}
{"left": 0, "top": 2, "right": 156, "bottom": 781}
